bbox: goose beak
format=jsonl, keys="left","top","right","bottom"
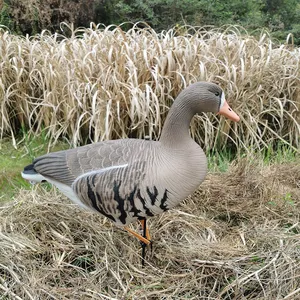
{"left": 218, "top": 101, "right": 240, "bottom": 122}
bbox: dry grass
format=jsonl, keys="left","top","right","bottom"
{"left": 0, "top": 24, "right": 299, "bottom": 150}
{"left": 1, "top": 158, "right": 299, "bottom": 299}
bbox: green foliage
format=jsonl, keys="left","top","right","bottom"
{"left": 196, "top": 0, "right": 264, "bottom": 28}
{"left": 94, "top": 0, "right": 203, "bottom": 30}
{"left": 207, "top": 149, "right": 234, "bottom": 173}
{"left": 262, "top": 0, "right": 299, "bottom": 28}
{"left": 0, "top": 2, "right": 13, "bottom": 29}
{"left": 207, "top": 143, "right": 298, "bottom": 174}
{"left": 261, "top": 0, "right": 300, "bottom": 43}
{"left": 1, "top": 0, "right": 300, "bottom": 44}
{"left": 1, "top": 0, "right": 101, "bottom": 35}
{"left": 262, "top": 142, "right": 298, "bottom": 164}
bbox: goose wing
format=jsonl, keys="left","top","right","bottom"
{"left": 31, "top": 140, "right": 138, "bottom": 186}
{"left": 72, "top": 160, "right": 152, "bottom": 225}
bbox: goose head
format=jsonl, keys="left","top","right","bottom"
{"left": 177, "top": 82, "right": 240, "bottom": 122}
{"left": 160, "top": 81, "right": 239, "bottom": 145}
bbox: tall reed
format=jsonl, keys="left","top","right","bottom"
{"left": 0, "top": 23, "right": 299, "bottom": 152}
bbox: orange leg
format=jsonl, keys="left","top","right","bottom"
{"left": 139, "top": 219, "right": 151, "bottom": 241}
{"left": 124, "top": 226, "right": 151, "bottom": 245}
{"left": 124, "top": 219, "right": 152, "bottom": 266}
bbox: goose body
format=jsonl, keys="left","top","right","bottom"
{"left": 22, "top": 82, "right": 239, "bottom": 230}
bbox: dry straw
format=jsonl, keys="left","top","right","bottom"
{"left": 0, "top": 158, "right": 299, "bottom": 299}
{"left": 0, "top": 23, "right": 299, "bottom": 151}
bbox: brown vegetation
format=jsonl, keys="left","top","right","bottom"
{"left": 1, "top": 158, "right": 299, "bottom": 299}
{"left": 3, "top": 0, "right": 100, "bottom": 34}
{"left": 0, "top": 24, "right": 299, "bottom": 151}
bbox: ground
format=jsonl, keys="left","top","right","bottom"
{"left": 0, "top": 145, "right": 299, "bottom": 299}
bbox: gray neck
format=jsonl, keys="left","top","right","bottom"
{"left": 159, "top": 93, "right": 195, "bottom": 147}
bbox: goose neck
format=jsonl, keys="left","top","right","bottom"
{"left": 159, "top": 98, "right": 195, "bottom": 147}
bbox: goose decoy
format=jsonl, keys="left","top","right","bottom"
{"left": 22, "top": 82, "right": 239, "bottom": 264}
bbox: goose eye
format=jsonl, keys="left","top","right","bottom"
{"left": 215, "top": 92, "right": 220, "bottom": 97}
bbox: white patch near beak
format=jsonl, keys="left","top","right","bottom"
{"left": 219, "top": 91, "right": 225, "bottom": 110}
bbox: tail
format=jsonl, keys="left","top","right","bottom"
{"left": 21, "top": 163, "right": 46, "bottom": 184}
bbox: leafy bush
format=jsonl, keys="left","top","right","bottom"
{"left": 1, "top": 0, "right": 100, "bottom": 35}
{"left": 1, "top": 0, "right": 300, "bottom": 44}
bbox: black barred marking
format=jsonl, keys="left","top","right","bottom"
{"left": 113, "top": 181, "right": 127, "bottom": 224}
{"left": 86, "top": 177, "right": 116, "bottom": 222}
{"left": 86, "top": 177, "right": 97, "bottom": 210}
{"left": 137, "top": 189, "right": 154, "bottom": 217}
{"left": 146, "top": 186, "right": 159, "bottom": 205}
{"left": 96, "top": 192, "right": 116, "bottom": 222}
{"left": 91, "top": 173, "right": 97, "bottom": 186}
{"left": 24, "top": 164, "right": 35, "bottom": 171}
{"left": 74, "top": 182, "right": 79, "bottom": 194}
{"left": 23, "top": 164, "right": 37, "bottom": 174}
{"left": 160, "top": 189, "right": 169, "bottom": 211}
{"left": 128, "top": 186, "right": 142, "bottom": 217}
{"left": 76, "top": 175, "right": 169, "bottom": 224}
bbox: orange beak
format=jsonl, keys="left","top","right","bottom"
{"left": 218, "top": 101, "right": 240, "bottom": 122}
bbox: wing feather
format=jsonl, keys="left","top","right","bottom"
{"left": 72, "top": 161, "right": 147, "bottom": 225}
{"left": 32, "top": 140, "right": 139, "bottom": 186}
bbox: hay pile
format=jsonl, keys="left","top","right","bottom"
{"left": 1, "top": 159, "right": 300, "bottom": 299}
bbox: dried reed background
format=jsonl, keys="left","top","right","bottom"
{"left": 0, "top": 23, "right": 299, "bottom": 150}
{"left": 1, "top": 159, "right": 299, "bottom": 299}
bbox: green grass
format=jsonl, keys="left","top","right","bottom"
{"left": 207, "top": 143, "right": 299, "bottom": 173}
{"left": 207, "top": 149, "right": 235, "bottom": 173}
{"left": 261, "top": 143, "right": 299, "bottom": 164}
{"left": 0, "top": 136, "right": 69, "bottom": 201}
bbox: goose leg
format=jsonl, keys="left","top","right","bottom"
{"left": 124, "top": 218, "right": 152, "bottom": 266}
{"left": 123, "top": 226, "right": 151, "bottom": 245}
{"left": 139, "top": 218, "right": 151, "bottom": 266}
{"left": 139, "top": 218, "right": 151, "bottom": 241}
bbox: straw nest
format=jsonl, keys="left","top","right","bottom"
{"left": 1, "top": 158, "right": 299, "bottom": 299}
